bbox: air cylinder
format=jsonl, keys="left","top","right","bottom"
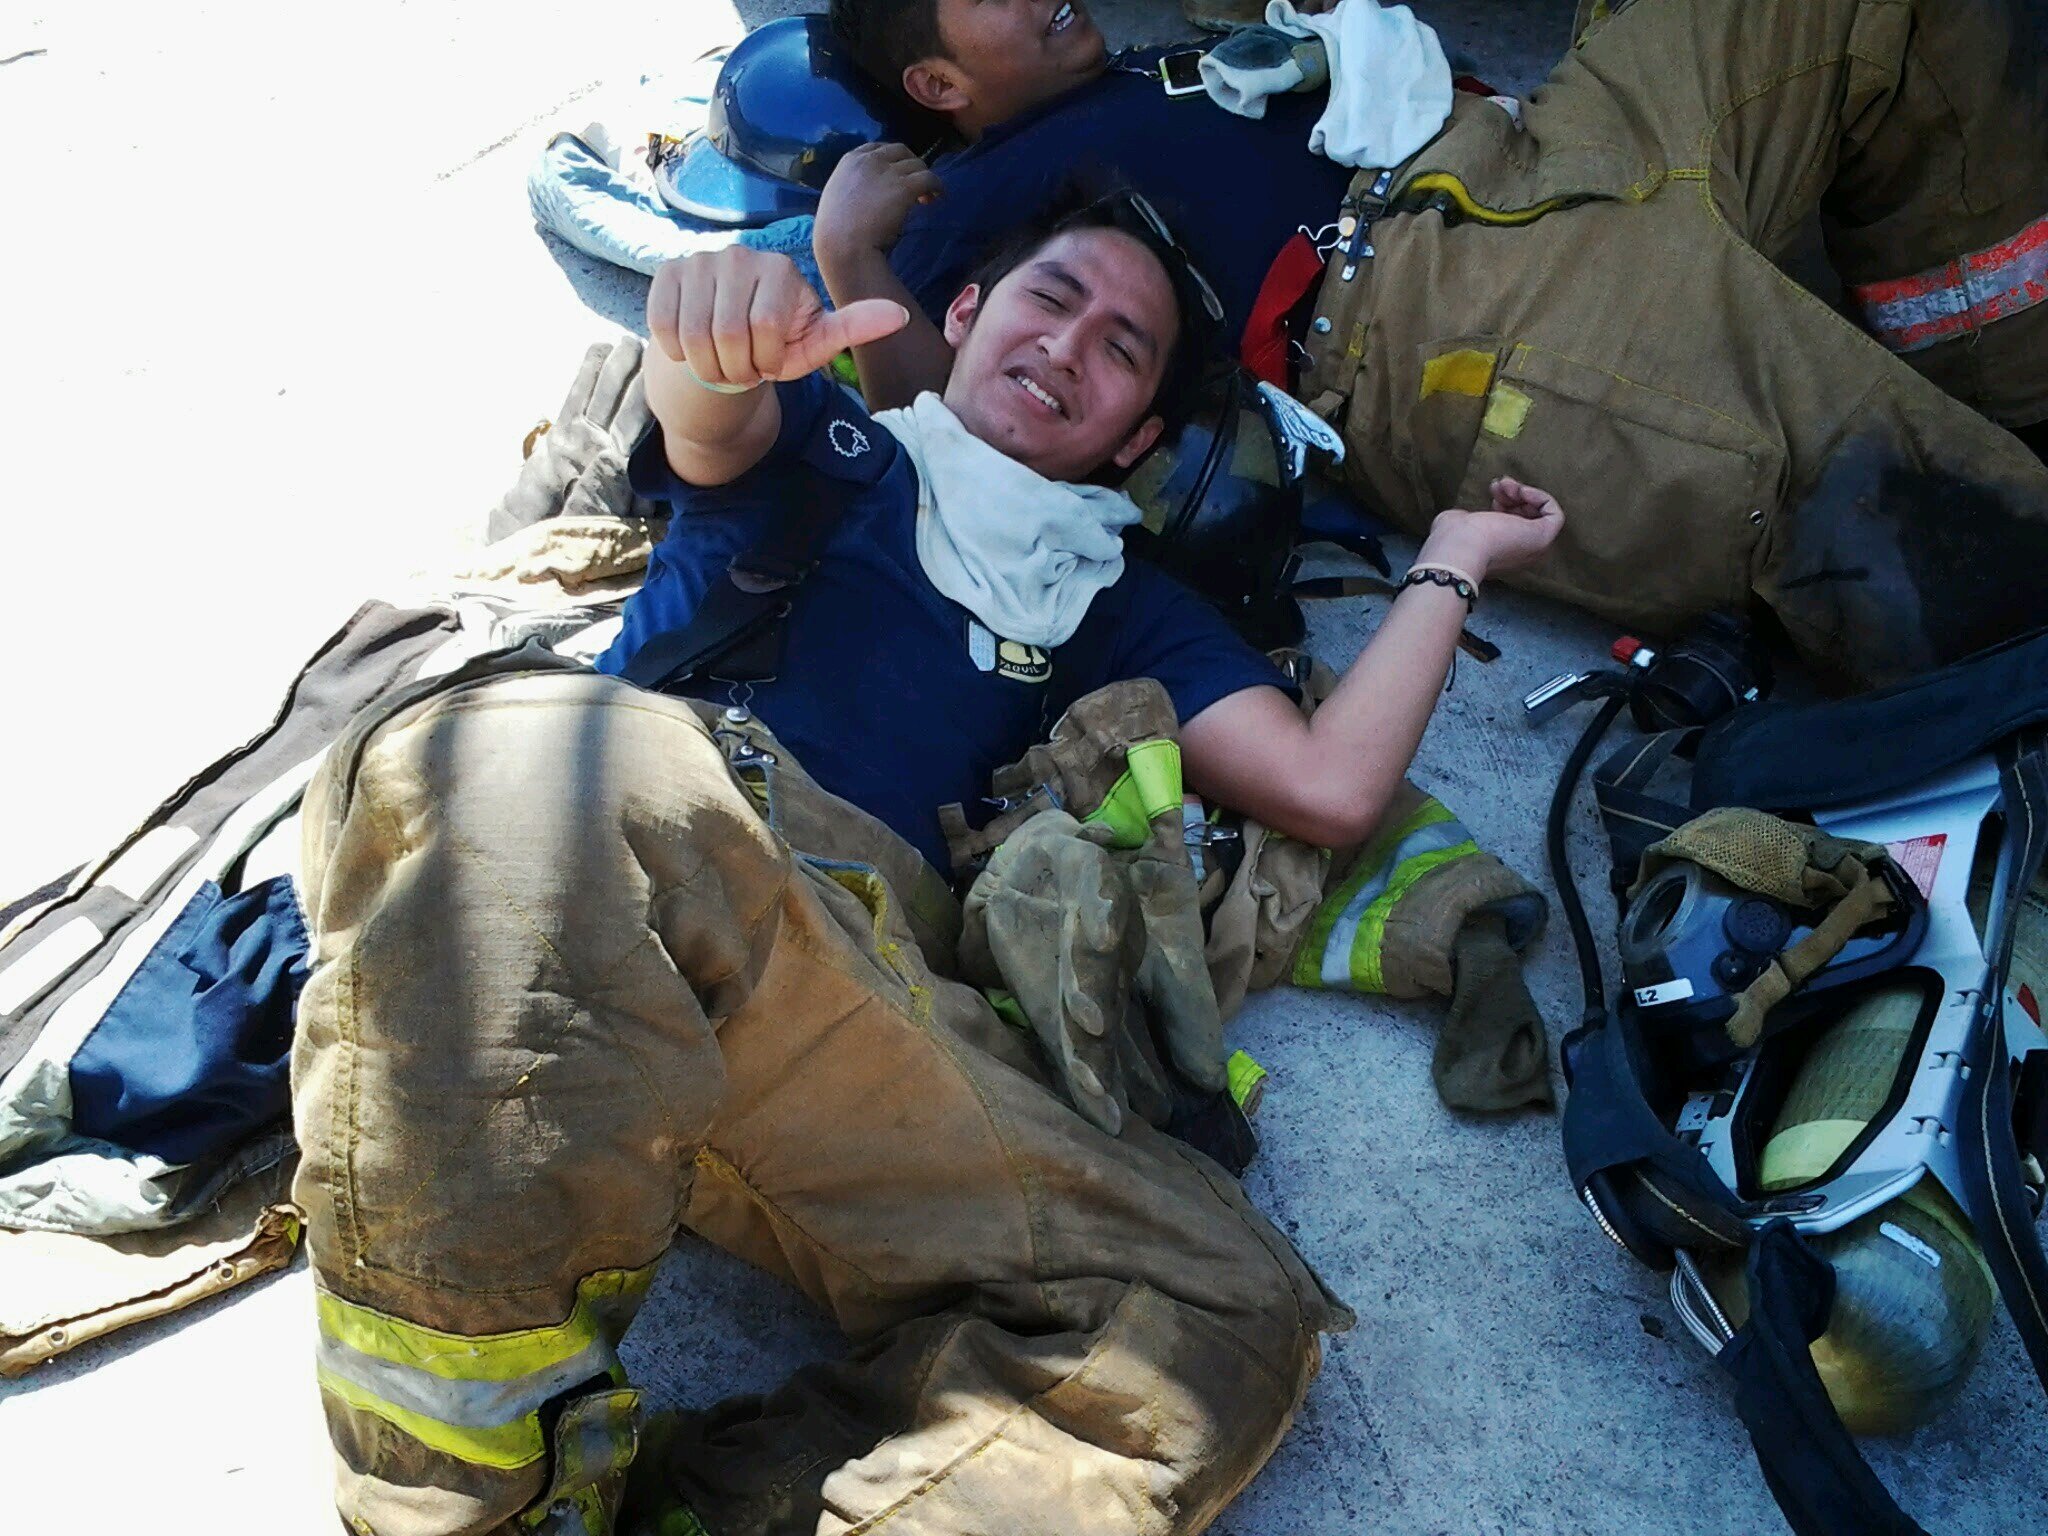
{"left": 1707, "top": 983, "right": 1994, "bottom": 1435}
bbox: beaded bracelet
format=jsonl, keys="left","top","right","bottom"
{"left": 1400, "top": 563, "right": 1480, "bottom": 611}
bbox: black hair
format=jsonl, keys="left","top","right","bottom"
{"left": 961, "top": 182, "right": 1222, "bottom": 437}
{"left": 829, "top": 0, "right": 947, "bottom": 106}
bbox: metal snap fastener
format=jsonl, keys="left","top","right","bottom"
{"left": 1312, "top": 317, "right": 1333, "bottom": 334}
{"left": 723, "top": 705, "right": 751, "bottom": 724}
{"left": 1748, "top": 509, "right": 1766, "bottom": 526}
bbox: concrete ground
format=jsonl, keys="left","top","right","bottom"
{"left": 4, "top": 0, "right": 2046, "bottom": 1531}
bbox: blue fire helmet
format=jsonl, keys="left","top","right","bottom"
{"left": 657, "top": 15, "right": 933, "bottom": 228}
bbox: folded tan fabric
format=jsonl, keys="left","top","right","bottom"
{"left": 0, "top": 1156, "right": 300, "bottom": 1377}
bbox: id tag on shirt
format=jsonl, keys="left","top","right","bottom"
{"left": 967, "top": 620, "right": 1051, "bottom": 683}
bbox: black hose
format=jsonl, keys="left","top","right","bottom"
{"left": 1547, "top": 692, "right": 1627, "bottom": 1027}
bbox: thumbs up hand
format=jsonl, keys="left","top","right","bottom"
{"left": 647, "top": 248, "right": 910, "bottom": 391}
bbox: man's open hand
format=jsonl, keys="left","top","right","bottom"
{"left": 1419, "top": 476, "right": 1566, "bottom": 580}
{"left": 815, "top": 142, "right": 943, "bottom": 266}
{"left": 646, "top": 247, "right": 909, "bottom": 390}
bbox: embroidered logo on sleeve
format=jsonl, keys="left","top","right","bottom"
{"left": 827, "top": 419, "right": 871, "bottom": 458}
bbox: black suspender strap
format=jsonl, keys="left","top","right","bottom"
{"left": 617, "top": 480, "right": 851, "bottom": 693}
{"left": 1718, "top": 1221, "right": 1931, "bottom": 1536}
{"left": 1589, "top": 727, "right": 1696, "bottom": 894}
{"left": 617, "top": 390, "right": 897, "bottom": 694}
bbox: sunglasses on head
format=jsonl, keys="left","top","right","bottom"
{"left": 1093, "top": 190, "right": 1226, "bottom": 326}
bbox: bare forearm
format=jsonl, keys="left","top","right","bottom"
{"left": 641, "top": 345, "right": 781, "bottom": 486}
{"left": 814, "top": 245, "right": 954, "bottom": 410}
{"left": 1181, "top": 580, "right": 1469, "bottom": 847}
{"left": 1293, "top": 579, "right": 1471, "bottom": 832}
{"left": 1185, "top": 486, "right": 1564, "bottom": 848}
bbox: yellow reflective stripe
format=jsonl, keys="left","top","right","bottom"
{"left": 1343, "top": 842, "right": 1477, "bottom": 992}
{"left": 1294, "top": 798, "right": 1486, "bottom": 992}
{"left": 315, "top": 1266, "right": 655, "bottom": 1471}
{"left": 317, "top": 1266, "right": 652, "bottom": 1383}
{"left": 1402, "top": 171, "right": 1571, "bottom": 226}
{"left": 1293, "top": 798, "right": 1451, "bottom": 985}
{"left": 1081, "top": 740, "right": 1184, "bottom": 849}
{"left": 317, "top": 1364, "right": 549, "bottom": 1470}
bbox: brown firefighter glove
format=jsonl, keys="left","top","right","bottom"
{"left": 960, "top": 812, "right": 1165, "bottom": 1135}
{"left": 1124, "top": 829, "right": 1231, "bottom": 1102}
{"left": 960, "top": 805, "right": 1232, "bottom": 1137}
{"left": 946, "top": 681, "right": 1230, "bottom": 1131}
{"left": 487, "top": 335, "right": 659, "bottom": 542}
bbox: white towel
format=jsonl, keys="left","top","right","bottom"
{"left": 1204, "top": 0, "right": 1453, "bottom": 171}
{"left": 874, "top": 393, "right": 1142, "bottom": 649}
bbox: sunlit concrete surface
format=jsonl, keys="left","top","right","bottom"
{"left": 4, "top": 1, "right": 2047, "bottom": 1532}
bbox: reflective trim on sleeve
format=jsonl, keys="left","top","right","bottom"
{"left": 314, "top": 1265, "right": 655, "bottom": 1471}
{"left": 1082, "top": 739, "right": 1185, "bottom": 849}
{"left": 1294, "top": 797, "right": 1479, "bottom": 992}
{"left": 1849, "top": 212, "right": 2048, "bottom": 354}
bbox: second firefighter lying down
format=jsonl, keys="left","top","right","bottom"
{"left": 291, "top": 197, "right": 1562, "bottom": 1535}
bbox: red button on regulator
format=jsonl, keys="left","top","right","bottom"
{"left": 1611, "top": 636, "right": 1644, "bottom": 664}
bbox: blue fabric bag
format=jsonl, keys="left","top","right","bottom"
{"left": 68, "top": 875, "right": 309, "bottom": 1167}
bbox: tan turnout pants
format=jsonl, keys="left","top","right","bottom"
{"left": 291, "top": 663, "right": 1344, "bottom": 1536}
{"left": 1305, "top": 0, "right": 2048, "bottom": 687}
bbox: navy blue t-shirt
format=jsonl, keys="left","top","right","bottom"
{"left": 595, "top": 374, "right": 1287, "bottom": 870}
{"left": 892, "top": 50, "right": 1354, "bottom": 334}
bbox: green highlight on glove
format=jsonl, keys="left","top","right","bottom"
{"left": 1227, "top": 1049, "right": 1268, "bottom": 1116}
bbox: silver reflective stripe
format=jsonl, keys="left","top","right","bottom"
{"left": 1318, "top": 819, "right": 1472, "bottom": 987}
{"left": 316, "top": 1332, "right": 615, "bottom": 1430}
{"left": 1851, "top": 211, "right": 2048, "bottom": 352}
{"left": 529, "top": 1495, "right": 601, "bottom": 1536}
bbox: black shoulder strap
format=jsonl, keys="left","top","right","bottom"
{"left": 617, "top": 482, "right": 849, "bottom": 692}
{"left": 1718, "top": 1222, "right": 1930, "bottom": 1536}
{"left": 1559, "top": 1012, "right": 1751, "bottom": 1263}
{"left": 1590, "top": 727, "right": 1696, "bottom": 893}
{"left": 619, "top": 394, "right": 892, "bottom": 694}
{"left": 1691, "top": 625, "right": 2048, "bottom": 812}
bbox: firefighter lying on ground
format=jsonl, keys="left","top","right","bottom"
{"left": 819, "top": 0, "right": 2048, "bottom": 689}
{"left": 293, "top": 196, "right": 1562, "bottom": 1535}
